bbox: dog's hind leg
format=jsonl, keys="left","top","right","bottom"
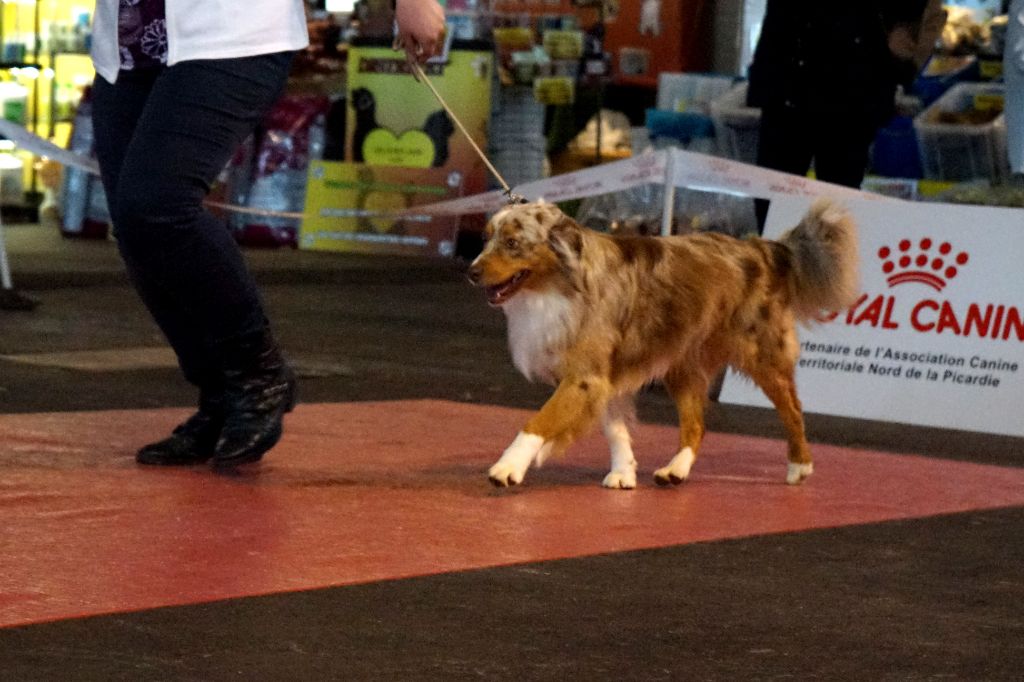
{"left": 654, "top": 368, "right": 709, "bottom": 486}
{"left": 488, "top": 375, "right": 612, "bottom": 487}
{"left": 601, "top": 396, "right": 637, "bottom": 490}
{"left": 738, "top": 330, "right": 812, "bottom": 484}
{"left": 751, "top": 365, "right": 812, "bottom": 484}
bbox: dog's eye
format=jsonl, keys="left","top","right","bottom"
{"left": 504, "top": 238, "right": 519, "bottom": 250}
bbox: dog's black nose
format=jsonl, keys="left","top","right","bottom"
{"left": 466, "top": 265, "right": 482, "bottom": 285}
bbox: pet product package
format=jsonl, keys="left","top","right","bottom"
{"left": 230, "top": 94, "right": 330, "bottom": 247}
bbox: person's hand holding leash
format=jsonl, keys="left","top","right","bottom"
{"left": 394, "top": 0, "right": 446, "bottom": 63}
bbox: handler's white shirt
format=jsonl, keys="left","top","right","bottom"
{"left": 1007, "top": 0, "right": 1024, "bottom": 174}
{"left": 91, "top": 0, "right": 309, "bottom": 83}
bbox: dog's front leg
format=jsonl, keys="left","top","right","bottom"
{"left": 488, "top": 376, "right": 611, "bottom": 487}
{"left": 601, "top": 397, "right": 637, "bottom": 490}
{"left": 487, "top": 432, "right": 552, "bottom": 488}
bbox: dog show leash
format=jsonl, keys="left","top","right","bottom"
{"left": 407, "top": 59, "right": 527, "bottom": 206}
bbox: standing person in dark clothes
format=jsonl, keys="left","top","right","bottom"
{"left": 89, "top": 0, "right": 446, "bottom": 469}
{"left": 1007, "top": 0, "right": 1024, "bottom": 176}
{"left": 748, "top": 0, "right": 947, "bottom": 188}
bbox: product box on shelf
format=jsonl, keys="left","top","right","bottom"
{"left": 229, "top": 94, "right": 330, "bottom": 248}
{"left": 913, "top": 82, "right": 1009, "bottom": 183}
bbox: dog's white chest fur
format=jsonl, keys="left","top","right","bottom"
{"left": 502, "top": 291, "right": 578, "bottom": 384}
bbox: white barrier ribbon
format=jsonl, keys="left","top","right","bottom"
{"left": 0, "top": 119, "right": 100, "bottom": 175}
{"left": 0, "top": 120, "right": 427, "bottom": 221}
{"left": 412, "top": 151, "right": 669, "bottom": 215}
{"left": 667, "top": 148, "right": 888, "bottom": 203}
{"left": 411, "top": 147, "right": 894, "bottom": 216}
{"left": 0, "top": 118, "right": 98, "bottom": 304}
{"left": 517, "top": 150, "right": 670, "bottom": 203}
{"left": 408, "top": 189, "right": 508, "bottom": 216}
{"left": 0, "top": 115, "right": 893, "bottom": 221}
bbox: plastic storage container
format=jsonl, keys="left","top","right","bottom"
{"left": 709, "top": 82, "right": 761, "bottom": 164}
{"left": 913, "top": 82, "right": 1008, "bottom": 183}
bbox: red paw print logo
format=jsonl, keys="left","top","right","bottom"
{"left": 878, "top": 238, "right": 969, "bottom": 292}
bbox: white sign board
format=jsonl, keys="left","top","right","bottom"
{"left": 719, "top": 196, "right": 1024, "bottom": 438}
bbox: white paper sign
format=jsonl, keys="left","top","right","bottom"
{"left": 719, "top": 196, "right": 1024, "bottom": 438}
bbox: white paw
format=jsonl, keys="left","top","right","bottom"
{"left": 654, "top": 447, "right": 695, "bottom": 487}
{"left": 786, "top": 462, "right": 813, "bottom": 485}
{"left": 488, "top": 431, "right": 544, "bottom": 487}
{"left": 533, "top": 440, "right": 556, "bottom": 467}
{"left": 602, "top": 468, "right": 637, "bottom": 490}
{"left": 488, "top": 460, "right": 527, "bottom": 487}
{"left": 653, "top": 466, "right": 683, "bottom": 486}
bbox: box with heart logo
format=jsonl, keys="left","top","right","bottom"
{"left": 299, "top": 161, "right": 462, "bottom": 257}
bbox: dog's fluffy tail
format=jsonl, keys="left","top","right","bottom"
{"left": 777, "top": 199, "right": 860, "bottom": 320}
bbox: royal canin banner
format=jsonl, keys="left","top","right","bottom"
{"left": 719, "top": 196, "right": 1024, "bottom": 438}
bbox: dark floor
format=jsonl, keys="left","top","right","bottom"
{"left": 1, "top": 224, "right": 1022, "bottom": 680}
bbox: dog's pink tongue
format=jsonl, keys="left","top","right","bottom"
{"left": 487, "top": 283, "right": 511, "bottom": 305}
{"left": 485, "top": 271, "right": 528, "bottom": 306}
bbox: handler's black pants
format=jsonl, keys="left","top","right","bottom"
{"left": 91, "top": 53, "right": 294, "bottom": 390}
{"left": 756, "top": 104, "right": 878, "bottom": 190}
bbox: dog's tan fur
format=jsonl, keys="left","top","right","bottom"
{"left": 469, "top": 200, "right": 859, "bottom": 488}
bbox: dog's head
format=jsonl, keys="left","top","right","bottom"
{"left": 467, "top": 202, "right": 584, "bottom": 306}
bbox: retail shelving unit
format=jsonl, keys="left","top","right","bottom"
{"left": 0, "top": 0, "right": 94, "bottom": 220}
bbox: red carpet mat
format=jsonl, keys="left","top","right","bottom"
{"left": 3, "top": 400, "right": 1023, "bottom": 628}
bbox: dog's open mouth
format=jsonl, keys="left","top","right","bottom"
{"left": 486, "top": 270, "right": 530, "bottom": 306}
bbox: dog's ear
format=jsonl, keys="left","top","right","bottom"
{"left": 548, "top": 216, "right": 583, "bottom": 263}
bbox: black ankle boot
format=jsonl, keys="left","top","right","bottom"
{"left": 212, "top": 331, "right": 297, "bottom": 469}
{"left": 136, "top": 391, "right": 225, "bottom": 465}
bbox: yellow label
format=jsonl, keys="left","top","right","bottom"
{"left": 493, "top": 27, "right": 535, "bottom": 51}
{"left": 973, "top": 93, "right": 1005, "bottom": 112}
{"left": 917, "top": 179, "right": 957, "bottom": 198}
{"left": 541, "top": 30, "right": 584, "bottom": 60}
{"left": 979, "top": 59, "right": 1004, "bottom": 80}
{"left": 534, "top": 77, "right": 575, "bottom": 105}
{"left": 362, "top": 129, "right": 436, "bottom": 168}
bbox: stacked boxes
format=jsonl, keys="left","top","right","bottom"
{"left": 489, "top": 85, "right": 547, "bottom": 188}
